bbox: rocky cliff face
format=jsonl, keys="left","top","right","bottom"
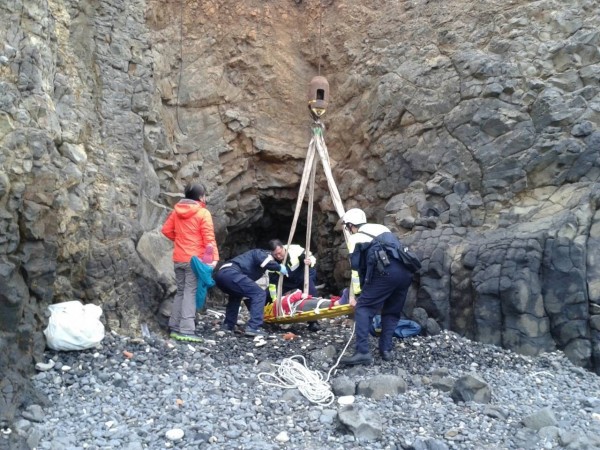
{"left": 1, "top": 0, "right": 599, "bottom": 427}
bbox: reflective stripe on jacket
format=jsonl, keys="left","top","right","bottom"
{"left": 286, "top": 244, "right": 316, "bottom": 271}
{"left": 268, "top": 244, "right": 316, "bottom": 300}
{"left": 347, "top": 223, "right": 390, "bottom": 294}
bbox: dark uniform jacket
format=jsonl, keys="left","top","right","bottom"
{"left": 226, "top": 249, "right": 282, "bottom": 281}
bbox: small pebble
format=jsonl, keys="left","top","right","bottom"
{"left": 165, "top": 428, "right": 184, "bottom": 441}
{"left": 275, "top": 431, "right": 290, "bottom": 442}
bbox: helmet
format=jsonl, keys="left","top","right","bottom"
{"left": 342, "top": 208, "right": 366, "bottom": 226}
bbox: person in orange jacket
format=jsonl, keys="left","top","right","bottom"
{"left": 162, "top": 183, "right": 219, "bottom": 342}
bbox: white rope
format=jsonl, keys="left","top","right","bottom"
{"left": 287, "top": 297, "right": 300, "bottom": 317}
{"left": 258, "top": 355, "right": 334, "bottom": 406}
{"left": 530, "top": 371, "right": 555, "bottom": 378}
{"left": 313, "top": 298, "right": 331, "bottom": 314}
{"left": 258, "top": 323, "right": 355, "bottom": 406}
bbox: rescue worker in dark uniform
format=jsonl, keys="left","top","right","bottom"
{"left": 267, "top": 244, "right": 317, "bottom": 300}
{"left": 339, "top": 208, "right": 413, "bottom": 365}
{"left": 215, "top": 240, "right": 288, "bottom": 337}
{"left": 266, "top": 242, "right": 321, "bottom": 332}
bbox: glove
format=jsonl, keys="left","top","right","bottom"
{"left": 279, "top": 264, "right": 289, "bottom": 276}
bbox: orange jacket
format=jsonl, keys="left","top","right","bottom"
{"left": 161, "top": 199, "right": 220, "bottom": 263}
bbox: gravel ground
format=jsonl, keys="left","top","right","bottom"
{"left": 4, "top": 308, "right": 600, "bottom": 450}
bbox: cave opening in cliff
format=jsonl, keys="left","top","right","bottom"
{"left": 220, "top": 196, "right": 342, "bottom": 296}
{"left": 222, "top": 197, "right": 310, "bottom": 255}
{"left": 257, "top": 198, "right": 310, "bottom": 249}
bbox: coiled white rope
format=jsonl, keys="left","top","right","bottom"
{"left": 258, "top": 323, "right": 355, "bottom": 406}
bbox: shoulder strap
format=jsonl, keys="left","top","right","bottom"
{"left": 360, "top": 230, "right": 402, "bottom": 252}
{"left": 358, "top": 230, "right": 378, "bottom": 240}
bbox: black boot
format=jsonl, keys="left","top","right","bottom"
{"left": 340, "top": 352, "right": 373, "bottom": 366}
{"left": 380, "top": 350, "right": 394, "bottom": 361}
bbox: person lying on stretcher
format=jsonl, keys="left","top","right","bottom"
{"left": 274, "top": 288, "right": 350, "bottom": 316}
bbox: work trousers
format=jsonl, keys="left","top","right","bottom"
{"left": 169, "top": 262, "right": 198, "bottom": 335}
{"left": 215, "top": 267, "right": 266, "bottom": 331}
{"left": 354, "top": 259, "right": 412, "bottom": 354}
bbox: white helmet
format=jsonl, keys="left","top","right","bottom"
{"left": 342, "top": 208, "right": 367, "bottom": 226}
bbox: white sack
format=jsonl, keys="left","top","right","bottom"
{"left": 43, "top": 301, "right": 105, "bottom": 351}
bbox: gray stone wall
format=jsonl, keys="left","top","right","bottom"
{"left": 0, "top": 0, "right": 171, "bottom": 426}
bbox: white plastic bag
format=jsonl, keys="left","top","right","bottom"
{"left": 43, "top": 301, "right": 105, "bottom": 351}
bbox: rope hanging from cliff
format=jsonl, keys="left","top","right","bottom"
{"left": 176, "top": 0, "right": 187, "bottom": 136}
{"left": 317, "top": 0, "right": 323, "bottom": 76}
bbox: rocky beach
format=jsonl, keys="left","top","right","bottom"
{"left": 4, "top": 309, "right": 600, "bottom": 450}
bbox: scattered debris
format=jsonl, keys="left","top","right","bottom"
{"left": 338, "top": 395, "right": 355, "bottom": 405}
{"left": 283, "top": 332, "right": 298, "bottom": 340}
{"left": 35, "top": 360, "right": 55, "bottom": 371}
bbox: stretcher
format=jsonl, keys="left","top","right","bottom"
{"left": 264, "top": 302, "right": 354, "bottom": 324}
{"left": 263, "top": 290, "right": 354, "bottom": 324}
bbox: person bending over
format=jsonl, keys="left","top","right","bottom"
{"left": 215, "top": 239, "right": 288, "bottom": 337}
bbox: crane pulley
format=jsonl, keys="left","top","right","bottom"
{"left": 308, "top": 76, "right": 330, "bottom": 120}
